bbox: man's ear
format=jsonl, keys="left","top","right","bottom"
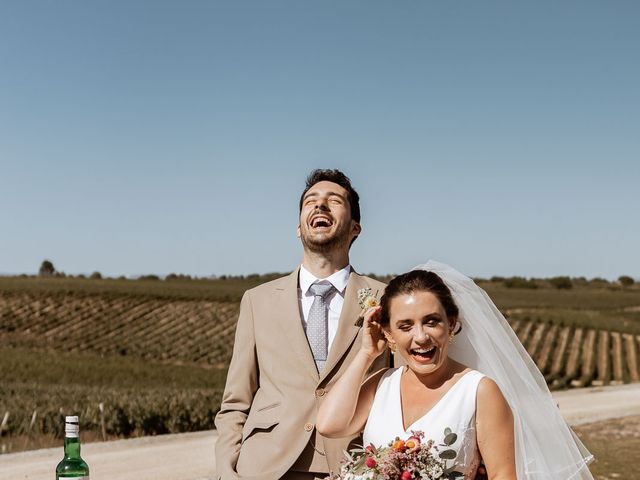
{"left": 352, "top": 222, "right": 362, "bottom": 236}
{"left": 296, "top": 224, "right": 301, "bottom": 238}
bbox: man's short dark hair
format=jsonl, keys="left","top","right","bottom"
{"left": 299, "top": 169, "right": 361, "bottom": 223}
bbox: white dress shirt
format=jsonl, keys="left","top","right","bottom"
{"left": 298, "top": 264, "right": 351, "bottom": 353}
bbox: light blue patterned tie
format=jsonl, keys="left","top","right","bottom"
{"left": 307, "top": 283, "right": 335, "bottom": 372}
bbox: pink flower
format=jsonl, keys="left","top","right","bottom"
{"left": 400, "top": 471, "right": 412, "bottom": 480}
{"left": 405, "top": 436, "right": 421, "bottom": 453}
{"left": 365, "top": 456, "right": 377, "bottom": 468}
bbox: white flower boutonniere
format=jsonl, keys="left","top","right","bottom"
{"left": 354, "top": 287, "right": 379, "bottom": 327}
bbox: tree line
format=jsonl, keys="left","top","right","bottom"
{"left": 33, "top": 259, "right": 637, "bottom": 289}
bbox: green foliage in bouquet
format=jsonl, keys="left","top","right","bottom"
{"left": 335, "top": 428, "right": 464, "bottom": 480}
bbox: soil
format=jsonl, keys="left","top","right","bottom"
{"left": 575, "top": 416, "right": 640, "bottom": 480}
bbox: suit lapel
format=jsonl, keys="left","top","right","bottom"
{"left": 273, "top": 268, "right": 320, "bottom": 381}
{"left": 319, "top": 271, "right": 368, "bottom": 383}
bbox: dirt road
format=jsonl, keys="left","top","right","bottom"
{"left": 2, "top": 383, "right": 638, "bottom": 480}
{"left": 0, "top": 429, "right": 218, "bottom": 480}
{"left": 553, "top": 382, "right": 640, "bottom": 426}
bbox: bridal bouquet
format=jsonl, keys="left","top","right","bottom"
{"left": 334, "top": 429, "right": 462, "bottom": 480}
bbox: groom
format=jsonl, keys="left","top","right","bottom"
{"left": 215, "top": 169, "right": 390, "bottom": 479}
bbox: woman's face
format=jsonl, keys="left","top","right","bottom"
{"left": 386, "top": 290, "right": 455, "bottom": 377}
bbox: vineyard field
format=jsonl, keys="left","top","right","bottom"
{"left": 2, "top": 281, "right": 639, "bottom": 366}
{"left": 0, "top": 382, "right": 222, "bottom": 438}
{"left": 510, "top": 319, "right": 640, "bottom": 388}
{"left": 1, "top": 276, "right": 639, "bottom": 453}
{"left": 0, "top": 291, "right": 240, "bottom": 367}
{"left": 0, "top": 348, "right": 226, "bottom": 451}
{"left": 0, "top": 347, "right": 227, "bottom": 390}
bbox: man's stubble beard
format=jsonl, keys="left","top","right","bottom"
{"left": 300, "top": 223, "right": 352, "bottom": 255}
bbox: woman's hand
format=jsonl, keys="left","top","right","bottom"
{"left": 361, "top": 306, "right": 388, "bottom": 360}
{"left": 317, "top": 304, "right": 389, "bottom": 438}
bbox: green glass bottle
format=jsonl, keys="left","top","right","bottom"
{"left": 55, "top": 416, "right": 90, "bottom": 479}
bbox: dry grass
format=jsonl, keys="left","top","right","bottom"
{"left": 574, "top": 415, "right": 640, "bottom": 479}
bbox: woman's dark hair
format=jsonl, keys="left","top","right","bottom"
{"left": 379, "top": 270, "right": 459, "bottom": 328}
{"left": 299, "top": 169, "right": 361, "bottom": 223}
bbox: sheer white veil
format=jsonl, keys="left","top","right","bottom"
{"left": 412, "top": 260, "right": 594, "bottom": 480}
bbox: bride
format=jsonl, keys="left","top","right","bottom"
{"left": 317, "top": 261, "right": 594, "bottom": 480}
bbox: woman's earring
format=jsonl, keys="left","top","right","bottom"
{"left": 383, "top": 331, "right": 397, "bottom": 353}
{"left": 449, "top": 321, "right": 460, "bottom": 344}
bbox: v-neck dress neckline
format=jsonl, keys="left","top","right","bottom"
{"left": 363, "top": 367, "right": 486, "bottom": 479}
{"left": 398, "top": 368, "right": 474, "bottom": 433}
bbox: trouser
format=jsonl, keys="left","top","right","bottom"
{"left": 280, "top": 471, "right": 329, "bottom": 480}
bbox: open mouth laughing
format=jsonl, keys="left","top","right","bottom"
{"left": 309, "top": 215, "right": 334, "bottom": 230}
{"left": 409, "top": 345, "right": 437, "bottom": 363}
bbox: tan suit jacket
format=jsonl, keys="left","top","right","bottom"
{"left": 214, "top": 268, "right": 390, "bottom": 479}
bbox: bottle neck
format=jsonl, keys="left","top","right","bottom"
{"left": 64, "top": 436, "right": 81, "bottom": 458}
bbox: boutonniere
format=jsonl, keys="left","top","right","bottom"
{"left": 354, "top": 287, "right": 380, "bottom": 327}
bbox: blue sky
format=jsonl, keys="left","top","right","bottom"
{"left": 1, "top": 1, "right": 638, "bottom": 279}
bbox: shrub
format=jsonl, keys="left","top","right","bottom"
{"left": 0, "top": 383, "right": 222, "bottom": 438}
{"left": 619, "top": 275, "right": 634, "bottom": 287}
{"left": 166, "top": 273, "right": 193, "bottom": 281}
{"left": 549, "top": 276, "right": 573, "bottom": 290}
{"left": 39, "top": 260, "right": 56, "bottom": 277}
{"left": 138, "top": 275, "right": 160, "bottom": 281}
{"left": 503, "top": 276, "right": 538, "bottom": 289}
{"left": 589, "top": 277, "right": 610, "bottom": 286}
{"left": 572, "top": 277, "right": 588, "bottom": 287}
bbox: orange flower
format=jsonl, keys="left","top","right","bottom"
{"left": 392, "top": 439, "right": 406, "bottom": 452}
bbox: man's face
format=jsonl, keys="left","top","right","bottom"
{"left": 297, "top": 180, "right": 361, "bottom": 254}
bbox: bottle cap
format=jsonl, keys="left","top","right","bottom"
{"left": 65, "top": 416, "right": 79, "bottom": 437}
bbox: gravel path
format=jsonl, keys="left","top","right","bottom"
{"left": 0, "top": 430, "right": 218, "bottom": 480}
{"left": 2, "top": 383, "right": 639, "bottom": 480}
{"left": 553, "top": 382, "right": 640, "bottom": 426}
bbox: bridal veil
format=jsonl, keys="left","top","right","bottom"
{"left": 413, "top": 260, "right": 594, "bottom": 480}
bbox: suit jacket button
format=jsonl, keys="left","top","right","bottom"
{"left": 315, "top": 388, "right": 326, "bottom": 397}
{"left": 304, "top": 422, "right": 314, "bottom": 432}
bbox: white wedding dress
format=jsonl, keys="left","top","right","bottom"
{"left": 361, "top": 261, "right": 594, "bottom": 479}
{"left": 363, "top": 367, "right": 485, "bottom": 479}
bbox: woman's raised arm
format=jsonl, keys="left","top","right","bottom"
{"left": 316, "top": 306, "right": 388, "bottom": 438}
